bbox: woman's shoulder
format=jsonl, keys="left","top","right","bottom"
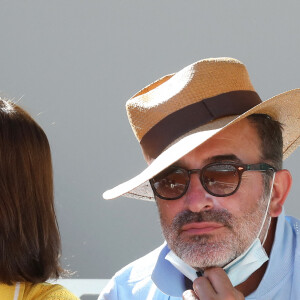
{"left": 23, "top": 282, "right": 79, "bottom": 300}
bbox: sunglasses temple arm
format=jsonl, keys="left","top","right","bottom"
{"left": 247, "top": 163, "right": 277, "bottom": 172}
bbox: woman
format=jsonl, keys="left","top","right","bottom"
{"left": 0, "top": 98, "right": 78, "bottom": 299}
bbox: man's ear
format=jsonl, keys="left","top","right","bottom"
{"left": 269, "top": 169, "right": 292, "bottom": 217}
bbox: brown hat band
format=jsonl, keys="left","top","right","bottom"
{"left": 140, "top": 90, "right": 262, "bottom": 160}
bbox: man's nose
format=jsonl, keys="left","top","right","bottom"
{"left": 184, "top": 173, "right": 214, "bottom": 213}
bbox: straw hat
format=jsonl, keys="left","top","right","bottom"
{"left": 103, "top": 57, "right": 300, "bottom": 201}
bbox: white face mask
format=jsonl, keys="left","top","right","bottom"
{"left": 166, "top": 173, "right": 275, "bottom": 287}
{"left": 223, "top": 237, "right": 268, "bottom": 286}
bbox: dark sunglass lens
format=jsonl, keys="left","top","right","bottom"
{"left": 152, "top": 168, "right": 188, "bottom": 199}
{"left": 203, "top": 164, "right": 239, "bottom": 196}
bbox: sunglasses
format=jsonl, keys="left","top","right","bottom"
{"left": 150, "top": 162, "right": 276, "bottom": 200}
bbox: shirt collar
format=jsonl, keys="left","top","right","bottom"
{"left": 151, "top": 242, "right": 186, "bottom": 297}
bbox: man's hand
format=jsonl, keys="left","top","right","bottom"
{"left": 182, "top": 268, "right": 244, "bottom": 300}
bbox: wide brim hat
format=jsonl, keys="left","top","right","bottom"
{"left": 103, "top": 57, "right": 300, "bottom": 201}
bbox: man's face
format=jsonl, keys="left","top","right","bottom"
{"left": 155, "top": 118, "right": 270, "bottom": 270}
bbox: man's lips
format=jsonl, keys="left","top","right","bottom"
{"left": 180, "top": 222, "right": 224, "bottom": 235}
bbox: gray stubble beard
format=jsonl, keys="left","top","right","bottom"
{"left": 159, "top": 195, "right": 268, "bottom": 270}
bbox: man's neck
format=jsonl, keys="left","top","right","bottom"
{"left": 235, "top": 217, "right": 277, "bottom": 296}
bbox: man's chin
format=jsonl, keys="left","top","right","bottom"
{"left": 183, "top": 256, "right": 232, "bottom": 270}
{"left": 175, "top": 243, "right": 237, "bottom": 270}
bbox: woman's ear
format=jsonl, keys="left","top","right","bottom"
{"left": 269, "top": 169, "right": 292, "bottom": 217}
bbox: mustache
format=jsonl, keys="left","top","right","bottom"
{"left": 172, "top": 209, "right": 233, "bottom": 231}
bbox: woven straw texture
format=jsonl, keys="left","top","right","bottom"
{"left": 126, "top": 57, "right": 255, "bottom": 142}
{"left": 103, "top": 57, "right": 300, "bottom": 200}
{"left": 120, "top": 89, "right": 300, "bottom": 201}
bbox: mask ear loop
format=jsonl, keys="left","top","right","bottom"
{"left": 257, "top": 172, "right": 276, "bottom": 246}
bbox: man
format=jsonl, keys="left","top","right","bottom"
{"left": 99, "top": 57, "right": 300, "bottom": 299}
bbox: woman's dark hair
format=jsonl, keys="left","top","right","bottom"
{"left": 0, "top": 99, "right": 63, "bottom": 284}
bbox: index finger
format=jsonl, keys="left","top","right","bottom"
{"left": 203, "top": 267, "right": 234, "bottom": 294}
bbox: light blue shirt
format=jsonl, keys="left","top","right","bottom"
{"left": 99, "top": 211, "right": 300, "bottom": 299}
